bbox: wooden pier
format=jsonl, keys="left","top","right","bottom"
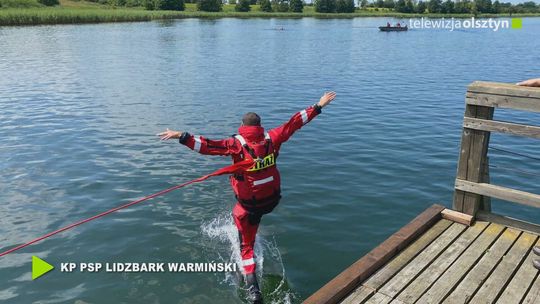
{"left": 305, "top": 82, "right": 540, "bottom": 304}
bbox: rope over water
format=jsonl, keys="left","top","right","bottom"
{"left": 0, "top": 159, "right": 254, "bottom": 258}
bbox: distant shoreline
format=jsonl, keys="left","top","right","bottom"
{"left": 1, "top": 6, "right": 539, "bottom": 27}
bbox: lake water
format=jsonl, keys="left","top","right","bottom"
{"left": 0, "top": 17, "right": 539, "bottom": 304}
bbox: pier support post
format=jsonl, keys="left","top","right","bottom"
{"left": 453, "top": 103, "right": 493, "bottom": 216}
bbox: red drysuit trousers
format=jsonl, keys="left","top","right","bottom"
{"left": 232, "top": 202, "right": 261, "bottom": 275}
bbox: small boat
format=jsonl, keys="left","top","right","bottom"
{"left": 379, "top": 25, "right": 408, "bottom": 32}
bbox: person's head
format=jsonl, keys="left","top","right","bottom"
{"left": 242, "top": 112, "right": 261, "bottom": 127}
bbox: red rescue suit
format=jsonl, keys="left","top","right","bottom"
{"left": 179, "top": 105, "right": 321, "bottom": 274}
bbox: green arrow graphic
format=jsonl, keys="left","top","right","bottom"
{"left": 32, "top": 256, "right": 54, "bottom": 280}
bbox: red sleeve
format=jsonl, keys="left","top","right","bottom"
{"left": 180, "top": 133, "right": 239, "bottom": 156}
{"left": 268, "top": 105, "right": 321, "bottom": 148}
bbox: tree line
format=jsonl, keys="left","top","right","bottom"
{"left": 146, "top": 0, "right": 540, "bottom": 14}
{"left": 363, "top": 0, "right": 540, "bottom": 14}
{"left": 52, "top": 0, "right": 538, "bottom": 14}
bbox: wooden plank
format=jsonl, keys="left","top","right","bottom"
{"left": 453, "top": 104, "right": 493, "bottom": 216}
{"left": 417, "top": 223, "right": 505, "bottom": 304}
{"left": 441, "top": 209, "right": 474, "bottom": 226}
{"left": 467, "top": 81, "right": 540, "bottom": 100}
{"left": 378, "top": 223, "right": 467, "bottom": 298}
{"left": 522, "top": 272, "right": 540, "bottom": 304}
{"left": 340, "top": 286, "right": 376, "bottom": 304}
{"left": 455, "top": 179, "right": 540, "bottom": 209}
{"left": 364, "top": 292, "right": 393, "bottom": 304}
{"left": 443, "top": 227, "right": 521, "bottom": 304}
{"left": 453, "top": 105, "right": 477, "bottom": 213}
{"left": 364, "top": 219, "right": 453, "bottom": 290}
{"left": 466, "top": 93, "right": 540, "bottom": 113}
{"left": 480, "top": 156, "right": 491, "bottom": 212}
{"left": 496, "top": 239, "right": 540, "bottom": 303}
{"left": 477, "top": 211, "right": 540, "bottom": 235}
{"left": 396, "top": 222, "right": 489, "bottom": 303}
{"left": 463, "top": 117, "right": 540, "bottom": 139}
{"left": 304, "top": 204, "right": 445, "bottom": 304}
{"left": 469, "top": 232, "right": 538, "bottom": 303}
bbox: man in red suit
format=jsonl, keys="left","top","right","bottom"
{"left": 158, "top": 91, "right": 336, "bottom": 303}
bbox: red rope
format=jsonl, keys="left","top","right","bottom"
{"left": 0, "top": 160, "right": 253, "bottom": 257}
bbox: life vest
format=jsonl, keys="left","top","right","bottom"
{"left": 231, "top": 133, "right": 281, "bottom": 214}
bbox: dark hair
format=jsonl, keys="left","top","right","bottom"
{"left": 242, "top": 112, "right": 261, "bottom": 126}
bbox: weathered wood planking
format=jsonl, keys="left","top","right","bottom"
{"left": 463, "top": 117, "right": 540, "bottom": 139}
{"left": 469, "top": 232, "right": 538, "bottom": 303}
{"left": 378, "top": 223, "right": 466, "bottom": 298}
{"left": 442, "top": 228, "right": 521, "bottom": 304}
{"left": 418, "top": 223, "right": 505, "bottom": 304}
{"left": 304, "top": 204, "right": 445, "bottom": 304}
{"left": 453, "top": 103, "right": 493, "bottom": 215}
{"left": 496, "top": 239, "right": 540, "bottom": 303}
{"left": 455, "top": 179, "right": 540, "bottom": 209}
{"left": 466, "top": 93, "right": 540, "bottom": 113}
{"left": 364, "top": 292, "right": 393, "bottom": 304}
{"left": 477, "top": 210, "right": 540, "bottom": 238}
{"left": 396, "top": 222, "right": 489, "bottom": 303}
{"left": 466, "top": 81, "right": 540, "bottom": 113}
{"left": 363, "top": 219, "right": 452, "bottom": 290}
{"left": 340, "top": 286, "right": 375, "bottom": 304}
{"left": 522, "top": 272, "right": 540, "bottom": 304}
{"left": 467, "top": 81, "right": 540, "bottom": 99}
{"left": 441, "top": 209, "right": 473, "bottom": 226}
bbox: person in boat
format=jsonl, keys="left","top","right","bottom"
{"left": 387, "top": 22, "right": 391, "bottom": 27}
{"left": 397, "top": 22, "right": 401, "bottom": 27}
{"left": 517, "top": 77, "right": 540, "bottom": 271}
{"left": 157, "top": 92, "right": 337, "bottom": 303}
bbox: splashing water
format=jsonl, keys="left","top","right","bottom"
{"left": 201, "top": 212, "right": 297, "bottom": 304}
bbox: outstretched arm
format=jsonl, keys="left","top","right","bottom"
{"left": 269, "top": 91, "right": 336, "bottom": 146}
{"left": 517, "top": 78, "right": 540, "bottom": 87}
{"left": 157, "top": 129, "right": 236, "bottom": 156}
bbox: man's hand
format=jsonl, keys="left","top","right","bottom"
{"left": 517, "top": 78, "right": 540, "bottom": 87}
{"left": 317, "top": 91, "right": 337, "bottom": 108}
{"left": 157, "top": 128, "right": 182, "bottom": 141}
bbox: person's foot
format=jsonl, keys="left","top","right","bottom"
{"left": 534, "top": 259, "right": 540, "bottom": 271}
{"left": 245, "top": 273, "right": 263, "bottom": 304}
{"left": 533, "top": 246, "right": 540, "bottom": 256}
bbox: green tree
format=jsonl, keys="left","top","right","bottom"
{"left": 492, "top": 0, "right": 500, "bottom": 13}
{"left": 197, "top": 0, "right": 222, "bottom": 11}
{"left": 453, "top": 0, "right": 470, "bottom": 13}
{"left": 415, "top": 0, "right": 427, "bottom": 13}
{"left": 289, "top": 0, "right": 304, "bottom": 12}
{"left": 441, "top": 0, "right": 454, "bottom": 13}
{"left": 394, "top": 0, "right": 405, "bottom": 12}
{"left": 336, "top": 0, "right": 354, "bottom": 12}
{"left": 382, "top": 0, "right": 394, "bottom": 8}
{"left": 375, "top": 0, "right": 384, "bottom": 7}
{"left": 404, "top": 0, "right": 414, "bottom": 12}
{"left": 259, "top": 0, "right": 272, "bottom": 11}
{"left": 360, "top": 0, "right": 368, "bottom": 8}
{"left": 159, "top": 0, "right": 185, "bottom": 10}
{"left": 272, "top": 0, "right": 289, "bottom": 11}
{"left": 38, "top": 0, "right": 59, "bottom": 5}
{"left": 235, "top": 0, "right": 251, "bottom": 11}
{"left": 314, "top": 0, "right": 336, "bottom": 12}
{"left": 427, "top": 0, "right": 442, "bottom": 12}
